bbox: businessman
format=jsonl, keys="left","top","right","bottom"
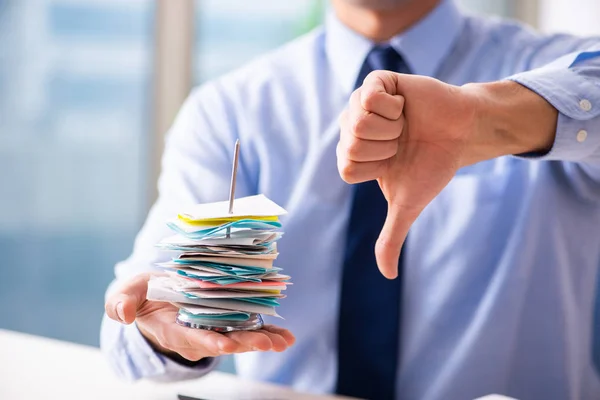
{"left": 102, "top": 0, "right": 600, "bottom": 398}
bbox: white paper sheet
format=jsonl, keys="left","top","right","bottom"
{"left": 179, "top": 194, "right": 287, "bottom": 220}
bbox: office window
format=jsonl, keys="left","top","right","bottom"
{"left": 458, "top": 0, "right": 514, "bottom": 16}
{"left": 194, "top": 0, "right": 325, "bottom": 84}
{"left": 0, "top": 0, "right": 154, "bottom": 346}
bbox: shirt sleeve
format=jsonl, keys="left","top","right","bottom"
{"left": 507, "top": 46, "right": 600, "bottom": 166}
{"left": 100, "top": 314, "right": 219, "bottom": 382}
{"left": 100, "top": 81, "right": 251, "bottom": 382}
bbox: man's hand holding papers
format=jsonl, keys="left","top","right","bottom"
{"left": 105, "top": 272, "right": 294, "bottom": 362}
{"left": 105, "top": 195, "right": 295, "bottom": 362}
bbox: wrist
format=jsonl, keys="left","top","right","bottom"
{"left": 461, "top": 80, "right": 558, "bottom": 165}
{"left": 136, "top": 322, "right": 209, "bottom": 365}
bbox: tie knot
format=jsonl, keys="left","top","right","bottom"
{"left": 354, "top": 45, "right": 411, "bottom": 90}
{"left": 367, "top": 45, "right": 404, "bottom": 71}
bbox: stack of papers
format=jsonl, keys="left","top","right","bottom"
{"left": 147, "top": 194, "right": 291, "bottom": 325}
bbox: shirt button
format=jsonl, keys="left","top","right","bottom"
{"left": 579, "top": 99, "right": 592, "bottom": 111}
{"left": 577, "top": 129, "right": 588, "bottom": 142}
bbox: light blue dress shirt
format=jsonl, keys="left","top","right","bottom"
{"left": 100, "top": 1, "right": 600, "bottom": 398}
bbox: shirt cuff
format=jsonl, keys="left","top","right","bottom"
{"left": 507, "top": 68, "right": 600, "bottom": 161}
{"left": 124, "top": 322, "right": 219, "bottom": 382}
{"left": 101, "top": 312, "right": 219, "bottom": 382}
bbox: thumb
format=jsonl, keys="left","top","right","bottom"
{"left": 105, "top": 273, "right": 151, "bottom": 324}
{"left": 375, "top": 203, "right": 414, "bottom": 279}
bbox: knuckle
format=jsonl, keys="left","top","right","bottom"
{"left": 345, "top": 139, "right": 362, "bottom": 160}
{"left": 350, "top": 88, "right": 362, "bottom": 104}
{"left": 365, "top": 70, "right": 384, "bottom": 81}
{"left": 339, "top": 161, "right": 359, "bottom": 184}
{"left": 337, "top": 143, "right": 362, "bottom": 183}
{"left": 351, "top": 114, "right": 370, "bottom": 138}
{"left": 361, "top": 92, "right": 379, "bottom": 112}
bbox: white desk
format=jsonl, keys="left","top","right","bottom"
{"left": 0, "top": 329, "right": 352, "bottom": 400}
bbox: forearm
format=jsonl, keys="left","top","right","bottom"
{"left": 462, "top": 80, "right": 558, "bottom": 166}
{"left": 459, "top": 39, "right": 600, "bottom": 172}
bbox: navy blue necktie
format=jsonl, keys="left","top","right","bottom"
{"left": 336, "top": 46, "right": 411, "bottom": 400}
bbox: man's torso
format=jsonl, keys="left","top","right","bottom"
{"left": 189, "top": 11, "right": 600, "bottom": 400}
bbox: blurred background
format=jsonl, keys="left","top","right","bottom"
{"left": 0, "top": 0, "right": 598, "bottom": 369}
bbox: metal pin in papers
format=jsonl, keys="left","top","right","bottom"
{"left": 227, "top": 139, "right": 240, "bottom": 237}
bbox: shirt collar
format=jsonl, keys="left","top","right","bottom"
{"left": 325, "top": 0, "right": 465, "bottom": 95}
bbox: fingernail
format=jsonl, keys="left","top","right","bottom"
{"left": 116, "top": 302, "right": 125, "bottom": 322}
{"left": 217, "top": 339, "right": 227, "bottom": 352}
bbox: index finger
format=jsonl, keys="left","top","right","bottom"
{"left": 360, "top": 71, "right": 405, "bottom": 120}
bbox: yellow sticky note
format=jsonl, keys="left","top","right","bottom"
{"left": 177, "top": 215, "right": 279, "bottom": 226}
